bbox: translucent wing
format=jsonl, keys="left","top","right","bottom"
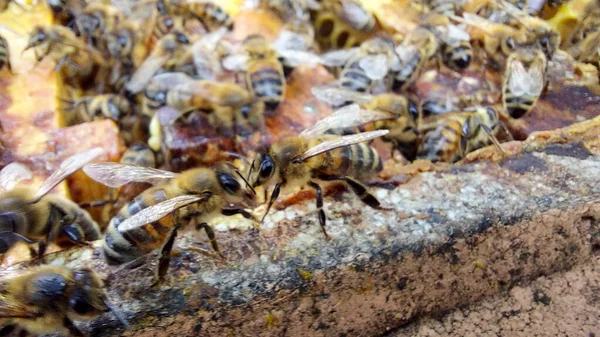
{"left": 297, "top": 130, "right": 389, "bottom": 161}
{"left": 273, "top": 30, "right": 310, "bottom": 52}
{"left": 453, "top": 13, "right": 520, "bottom": 38}
{"left": 32, "top": 147, "right": 104, "bottom": 202}
{"left": 0, "top": 163, "right": 32, "bottom": 193}
{"left": 148, "top": 72, "right": 195, "bottom": 91}
{"left": 0, "top": 294, "right": 41, "bottom": 319}
{"left": 319, "top": 48, "right": 359, "bottom": 67}
{"left": 125, "top": 53, "right": 171, "bottom": 93}
{"left": 194, "top": 27, "right": 228, "bottom": 50}
{"left": 506, "top": 57, "right": 545, "bottom": 97}
{"left": 300, "top": 104, "right": 395, "bottom": 138}
{"left": 339, "top": 0, "right": 372, "bottom": 29}
{"left": 83, "top": 162, "right": 177, "bottom": 188}
{"left": 277, "top": 49, "right": 321, "bottom": 67}
{"left": 396, "top": 44, "right": 419, "bottom": 65}
{"left": 437, "top": 24, "right": 470, "bottom": 45}
{"left": 359, "top": 54, "right": 389, "bottom": 80}
{"left": 222, "top": 54, "right": 249, "bottom": 71}
{"left": 311, "top": 86, "right": 373, "bottom": 106}
{"left": 119, "top": 195, "right": 208, "bottom": 232}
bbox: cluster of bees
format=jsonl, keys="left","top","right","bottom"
{"left": 0, "top": 0, "right": 598, "bottom": 335}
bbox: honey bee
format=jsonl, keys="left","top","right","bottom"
{"left": 103, "top": 21, "right": 146, "bottom": 91}
{"left": 46, "top": 0, "right": 85, "bottom": 26}
{"left": 393, "top": 27, "right": 439, "bottom": 91}
{"left": 62, "top": 94, "right": 132, "bottom": 126}
{"left": 311, "top": 0, "right": 379, "bottom": 50}
{"left": 75, "top": 3, "right": 124, "bottom": 47}
{"left": 320, "top": 36, "right": 400, "bottom": 93}
{"left": 418, "top": 106, "right": 510, "bottom": 162}
{"left": 426, "top": 0, "right": 458, "bottom": 16}
{"left": 157, "top": 0, "right": 234, "bottom": 32}
{"left": 144, "top": 72, "right": 253, "bottom": 115}
{"left": 567, "top": 8, "right": 600, "bottom": 66}
{"left": 249, "top": 112, "right": 389, "bottom": 239}
{"left": 223, "top": 35, "right": 286, "bottom": 112}
{"left": 274, "top": 17, "right": 320, "bottom": 75}
{"left": 83, "top": 161, "right": 258, "bottom": 281}
{"left": 0, "top": 266, "right": 129, "bottom": 337}
{"left": 167, "top": 27, "right": 228, "bottom": 79}
{"left": 249, "top": 0, "right": 321, "bottom": 20}
{"left": 496, "top": 0, "right": 560, "bottom": 59}
{"left": 124, "top": 32, "right": 190, "bottom": 94}
{"left": 423, "top": 14, "right": 473, "bottom": 71}
{"left": 313, "top": 87, "right": 421, "bottom": 160}
{"left": 0, "top": 34, "right": 11, "bottom": 74}
{"left": 0, "top": 148, "right": 103, "bottom": 258}
{"left": 23, "top": 25, "right": 105, "bottom": 82}
{"left": 503, "top": 47, "right": 547, "bottom": 118}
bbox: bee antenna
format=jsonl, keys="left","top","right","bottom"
{"left": 102, "top": 298, "right": 131, "bottom": 330}
{"left": 224, "top": 162, "right": 256, "bottom": 195}
{"left": 247, "top": 159, "right": 255, "bottom": 182}
{"left": 223, "top": 151, "right": 251, "bottom": 165}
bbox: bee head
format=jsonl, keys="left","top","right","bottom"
{"left": 24, "top": 27, "right": 47, "bottom": 51}
{"left": 243, "top": 34, "right": 273, "bottom": 59}
{"left": 70, "top": 268, "right": 131, "bottom": 329}
{"left": 215, "top": 163, "right": 257, "bottom": 207}
{"left": 68, "top": 268, "right": 108, "bottom": 319}
{"left": 252, "top": 152, "right": 275, "bottom": 188}
{"left": 77, "top": 13, "right": 101, "bottom": 37}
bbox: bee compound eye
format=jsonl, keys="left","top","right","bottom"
{"left": 259, "top": 155, "right": 275, "bottom": 180}
{"left": 218, "top": 173, "right": 241, "bottom": 194}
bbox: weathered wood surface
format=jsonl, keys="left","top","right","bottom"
{"left": 9, "top": 116, "right": 599, "bottom": 337}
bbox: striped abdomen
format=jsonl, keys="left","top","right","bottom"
{"left": 443, "top": 41, "right": 472, "bottom": 71}
{"left": 314, "top": 142, "right": 383, "bottom": 181}
{"left": 0, "top": 35, "right": 9, "bottom": 72}
{"left": 191, "top": 3, "right": 233, "bottom": 31}
{"left": 340, "top": 60, "right": 371, "bottom": 92}
{"left": 46, "top": 196, "right": 102, "bottom": 244}
{"left": 103, "top": 187, "right": 177, "bottom": 264}
{"left": 420, "top": 119, "right": 463, "bottom": 163}
{"left": 246, "top": 59, "right": 284, "bottom": 111}
{"left": 503, "top": 90, "right": 536, "bottom": 119}
{"left": 393, "top": 52, "right": 422, "bottom": 91}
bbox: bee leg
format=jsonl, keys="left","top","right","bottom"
{"left": 260, "top": 181, "right": 283, "bottom": 224}
{"left": 222, "top": 207, "right": 257, "bottom": 222}
{"left": 498, "top": 121, "right": 514, "bottom": 141}
{"left": 195, "top": 222, "right": 223, "bottom": 259}
{"left": 319, "top": 175, "right": 382, "bottom": 209}
{"left": 154, "top": 223, "right": 181, "bottom": 284}
{"left": 63, "top": 317, "right": 85, "bottom": 337}
{"left": 308, "top": 181, "right": 330, "bottom": 240}
{"left": 53, "top": 55, "right": 70, "bottom": 72}
{"left": 481, "top": 124, "right": 506, "bottom": 157}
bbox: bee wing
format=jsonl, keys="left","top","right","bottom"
{"left": 395, "top": 44, "right": 419, "bottom": 65}
{"left": 125, "top": 53, "right": 171, "bottom": 94}
{"left": 358, "top": 54, "right": 390, "bottom": 80}
{"left": 0, "top": 294, "right": 41, "bottom": 319}
{"left": 319, "top": 48, "right": 359, "bottom": 67}
{"left": 300, "top": 104, "right": 395, "bottom": 138}
{"left": 119, "top": 195, "right": 208, "bottom": 232}
{"left": 148, "top": 72, "right": 195, "bottom": 91}
{"left": 194, "top": 27, "right": 228, "bottom": 50}
{"left": 0, "top": 163, "right": 32, "bottom": 193}
{"left": 222, "top": 54, "right": 249, "bottom": 71}
{"left": 339, "top": 0, "right": 372, "bottom": 29}
{"left": 273, "top": 30, "right": 309, "bottom": 52}
{"left": 311, "top": 86, "right": 373, "bottom": 106}
{"left": 277, "top": 49, "right": 321, "bottom": 67}
{"left": 32, "top": 148, "right": 104, "bottom": 202}
{"left": 297, "top": 130, "right": 389, "bottom": 162}
{"left": 507, "top": 58, "right": 544, "bottom": 96}
{"left": 83, "top": 163, "right": 177, "bottom": 188}
{"left": 453, "top": 13, "right": 519, "bottom": 38}
{"left": 437, "top": 24, "right": 470, "bottom": 45}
